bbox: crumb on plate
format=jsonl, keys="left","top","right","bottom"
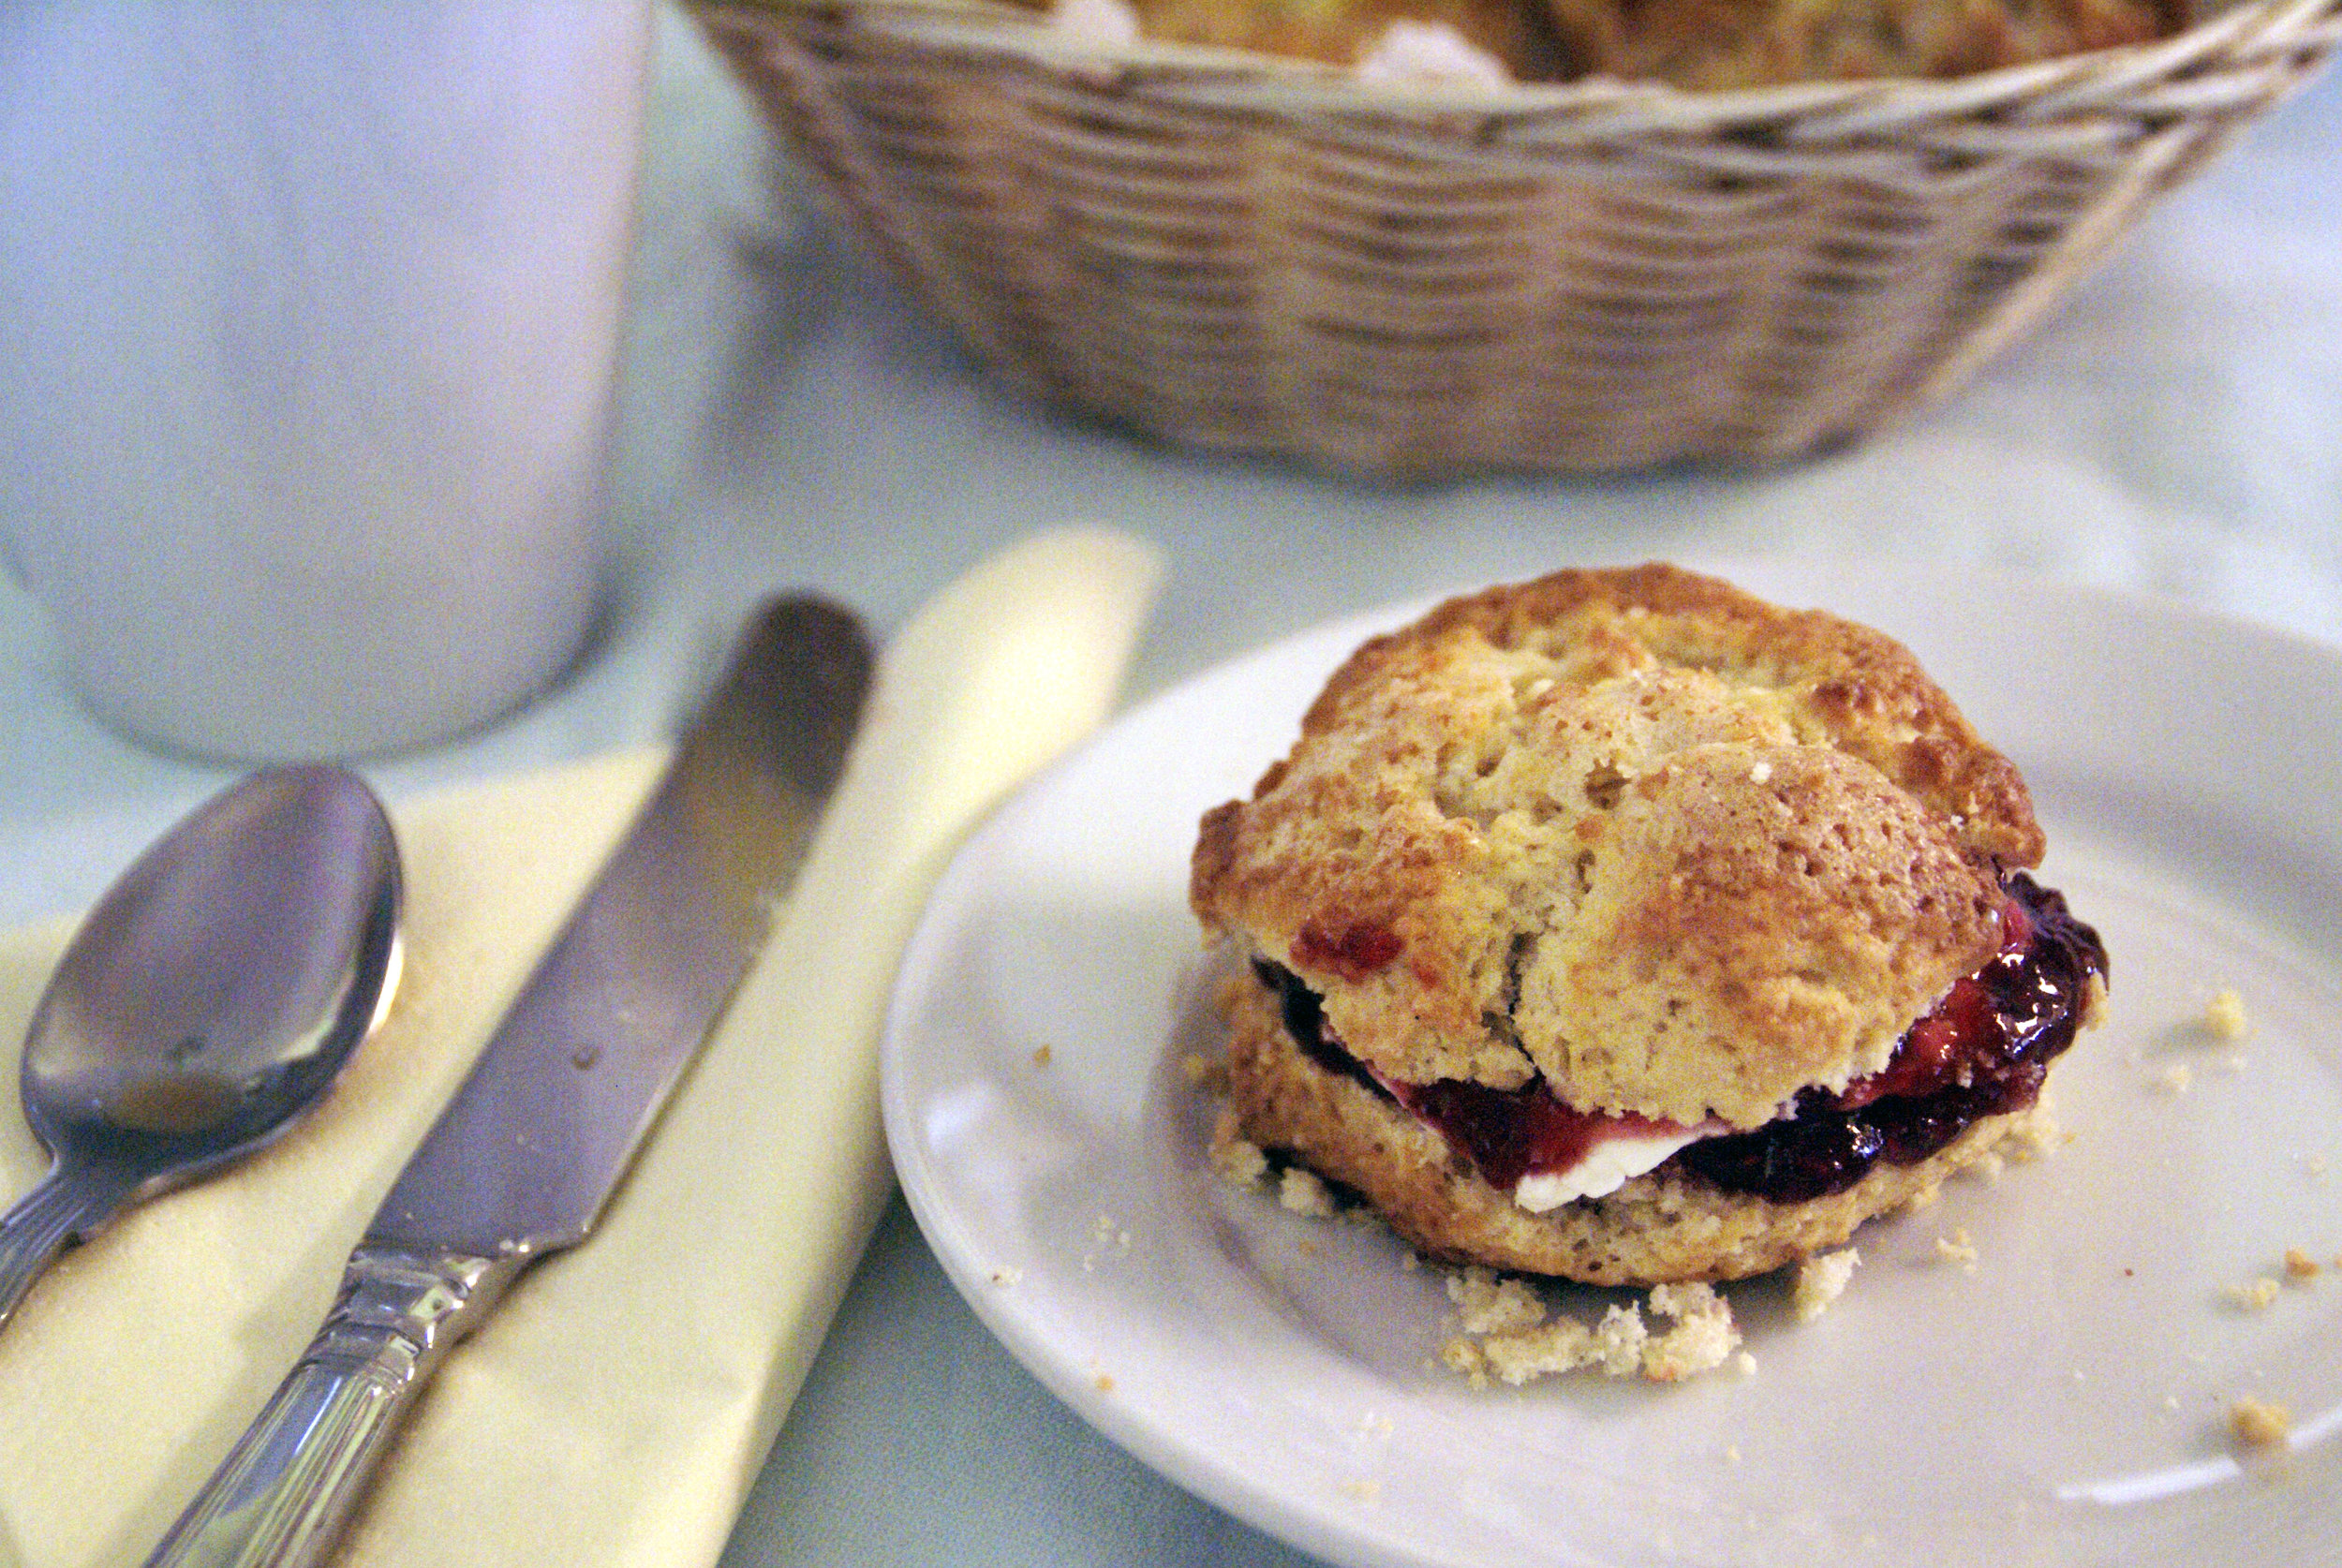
{"left": 1279, "top": 1165, "right": 1338, "bottom": 1218}
{"left": 2223, "top": 1277, "right": 2281, "bottom": 1311}
{"left": 1456, "top": 1275, "right": 1742, "bottom": 1386}
{"left": 1792, "top": 1248, "right": 1860, "bottom": 1322}
{"left": 2230, "top": 1396, "right": 2291, "bottom": 1448}
{"left": 1209, "top": 1110, "right": 1269, "bottom": 1187}
{"left": 1447, "top": 1265, "right": 1545, "bottom": 1336}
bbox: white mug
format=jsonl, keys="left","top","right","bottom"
{"left": 0, "top": 0, "right": 651, "bottom": 761}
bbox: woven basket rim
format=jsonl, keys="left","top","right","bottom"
{"left": 693, "top": 0, "right": 2337, "bottom": 136}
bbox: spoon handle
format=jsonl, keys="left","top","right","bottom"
{"left": 0, "top": 1162, "right": 139, "bottom": 1332}
{"left": 144, "top": 1242, "right": 526, "bottom": 1568}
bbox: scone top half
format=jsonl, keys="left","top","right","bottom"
{"left": 1191, "top": 564, "right": 2043, "bottom": 1133}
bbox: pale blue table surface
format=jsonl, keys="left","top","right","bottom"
{"left": 2, "top": 7, "right": 2337, "bottom": 1564}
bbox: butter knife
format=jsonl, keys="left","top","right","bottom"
{"left": 145, "top": 596, "right": 874, "bottom": 1568}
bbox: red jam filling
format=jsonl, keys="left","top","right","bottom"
{"left": 1258, "top": 871, "right": 2107, "bottom": 1205}
{"left": 1396, "top": 1083, "right": 1686, "bottom": 1194}
{"left": 1262, "top": 967, "right": 1693, "bottom": 1191}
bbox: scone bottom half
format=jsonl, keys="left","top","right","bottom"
{"left": 1190, "top": 565, "right": 2110, "bottom": 1286}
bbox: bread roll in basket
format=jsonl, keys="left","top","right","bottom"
{"left": 690, "top": 0, "right": 2340, "bottom": 475}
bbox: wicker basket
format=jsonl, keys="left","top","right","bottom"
{"left": 689, "top": 0, "right": 2341, "bottom": 475}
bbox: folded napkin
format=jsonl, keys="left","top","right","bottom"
{"left": 0, "top": 526, "right": 1163, "bottom": 1568}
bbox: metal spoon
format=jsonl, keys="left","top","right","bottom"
{"left": 0, "top": 764, "right": 401, "bottom": 1333}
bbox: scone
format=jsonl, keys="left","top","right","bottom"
{"left": 1538, "top": 0, "right": 2184, "bottom": 89}
{"left": 1190, "top": 564, "right": 2107, "bottom": 1285}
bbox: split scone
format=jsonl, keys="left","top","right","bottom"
{"left": 1190, "top": 565, "right": 2107, "bottom": 1286}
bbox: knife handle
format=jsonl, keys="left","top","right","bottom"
{"left": 145, "top": 1244, "right": 526, "bottom": 1568}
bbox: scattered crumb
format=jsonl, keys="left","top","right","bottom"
{"left": 1278, "top": 1165, "right": 1339, "bottom": 1218}
{"left": 1447, "top": 1266, "right": 1546, "bottom": 1336}
{"left": 1030, "top": 1043, "right": 1053, "bottom": 1069}
{"left": 1082, "top": 1213, "right": 1133, "bottom": 1272}
{"left": 2156, "top": 1062, "right": 2193, "bottom": 1094}
{"left": 1588, "top": 1305, "right": 1653, "bottom": 1377}
{"left": 1734, "top": 1351, "right": 1758, "bottom": 1376}
{"left": 1400, "top": 1250, "right": 1421, "bottom": 1272}
{"left": 1440, "top": 1336, "right": 1489, "bottom": 1386}
{"left": 1462, "top": 1313, "right": 1576, "bottom": 1386}
{"left": 2164, "top": 1395, "right": 2182, "bottom": 1412}
{"left": 1356, "top": 1412, "right": 1395, "bottom": 1440}
{"left": 2308, "top": 1154, "right": 2331, "bottom": 1180}
{"left": 2223, "top": 1278, "right": 2281, "bottom": 1311}
{"left": 1208, "top": 1111, "right": 1269, "bottom": 1188}
{"left": 1934, "top": 1228, "right": 1979, "bottom": 1270}
{"left": 2203, "top": 988, "right": 2249, "bottom": 1041}
{"left": 2283, "top": 1248, "right": 2321, "bottom": 1280}
{"left": 1641, "top": 1283, "right": 1741, "bottom": 1383}
{"left": 1724, "top": 1443, "right": 1742, "bottom": 1464}
{"left": 1092, "top": 1369, "right": 1117, "bottom": 1394}
{"left": 1340, "top": 1478, "right": 1382, "bottom": 1504}
{"left": 988, "top": 1265, "right": 1023, "bottom": 1287}
{"left": 1460, "top": 1277, "right": 1742, "bottom": 1386}
{"left": 1792, "top": 1248, "right": 1860, "bottom": 1322}
{"left": 2230, "top": 1396, "right": 2292, "bottom": 1448}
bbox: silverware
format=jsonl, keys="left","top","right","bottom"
{"left": 144, "top": 597, "right": 874, "bottom": 1568}
{"left": 0, "top": 766, "right": 400, "bottom": 1334}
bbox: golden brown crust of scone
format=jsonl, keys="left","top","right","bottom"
{"left": 1189, "top": 564, "right": 2039, "bottom": 1128}
{"left": 1219, "top": 973, "right": 2041, "bottom": 1284}
{"left": 1539, "top": 0, "right": 2184, "bottom": 88}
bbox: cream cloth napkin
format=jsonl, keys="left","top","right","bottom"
{"left": 0, "top": 526, "right": 1163, "bottom": 1568}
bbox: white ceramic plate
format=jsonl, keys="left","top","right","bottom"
{"left": 880, "top": 563, "right": 2342, "bottom": 1568}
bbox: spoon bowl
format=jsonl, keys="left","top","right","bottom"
{"left": 0, "top": 765, "right": 401, "bottom": 1331}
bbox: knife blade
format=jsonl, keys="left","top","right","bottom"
{"left": 144, "top": 596, "right": 875, "bottom": 1568}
